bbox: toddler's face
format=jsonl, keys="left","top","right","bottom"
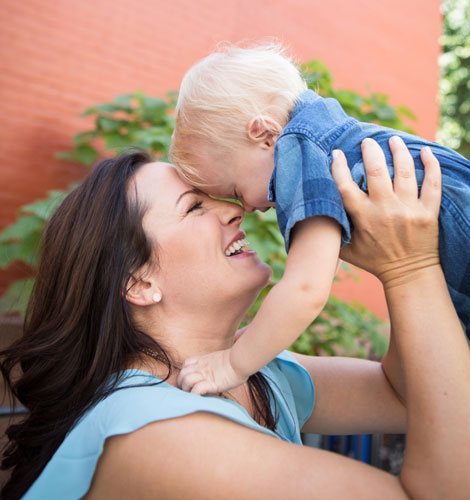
{"left": 193, "top": 142, "right": 276, "bottom": 213}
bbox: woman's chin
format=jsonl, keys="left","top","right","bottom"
{"left": 249, "top": 262, "right": 273, "bottom": 293}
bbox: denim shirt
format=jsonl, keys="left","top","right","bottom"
{"left": 268, "top": 90, "right": 355, "bottom": 251}
{"left": 268, "top": 89, "right": 470, "bottom": 335}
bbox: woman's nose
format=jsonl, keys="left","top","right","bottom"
{"left": 218, "top": 200, "right": 244, "bottom": 226}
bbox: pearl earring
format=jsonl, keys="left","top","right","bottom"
{"left": 152, "top": 292, "right": 162, "bottom": 303}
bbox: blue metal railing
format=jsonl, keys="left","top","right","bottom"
{"left": 325, "top": 434, "right": 372, "bottom": 463}
{"left": 303, "top": 432, "right": 405, "bottom": 473}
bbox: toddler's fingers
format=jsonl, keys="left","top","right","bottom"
{"left": 331, "top": 149, "right": 366, "bottom": 217}
{"left": 190, "top": 380, "right": 213, "bottom": 396}
{"left": 185, "top": 372, "right": 204, "bottom": 391}
{"left": 420, "top": 146, "right": 442, "bottom": 216}
{"left": 183, "top": 357, "right": 199, "bottom": 367}
{"left": 389, "top": 136, "right": 418, "bottom": 202}
{"left": 177, "top": 365, "right": 199, "bottom": 388}
{"left": 179, "top": 372, "right": 205, "bottom": 393}
{"left": 360, "top": 138, "right": 394, "bottom": 199}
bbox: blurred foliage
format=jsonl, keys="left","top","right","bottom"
{"left": 0, "top": 190, "right": 67, "bottom": 315}
{"left": 54, "top": 91, "right": 178, "bottom": 166}
{"left": 438, "top": 0, "right": 470, "bottom": 159}
{"left": 0, "top": 60, "right": 418, "bottom": 358}
{"left": 301, "top": 60, "right": 415, "bottom": 132}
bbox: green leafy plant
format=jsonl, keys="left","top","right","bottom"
{"left": 0, "top": 60, "right": 416, "bottom": 357}
{"left": 55, "top": 90, "right": 177, "bottom": 165}
{"left": 438, "top": 0, "right": 470, "bottom": 158}
{"left": 301, "top": 60, "right": 415, "bottom": 131}
{"left": 0, "top": 189, "right": 68, "bottom": 314}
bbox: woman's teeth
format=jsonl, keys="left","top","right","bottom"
{"left": 225, "top": 238, "right": 249, "bottom": 256}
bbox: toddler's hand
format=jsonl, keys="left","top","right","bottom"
{"left": 177, "top": 348, "right": 247, "bottom": 395}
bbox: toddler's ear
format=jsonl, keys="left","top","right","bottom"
{"left": 247, "top": 116, "right": 282, "bottom": 148}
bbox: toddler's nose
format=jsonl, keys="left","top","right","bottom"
{"left": 242, "top": 201, "right": 256, "bottom": 213}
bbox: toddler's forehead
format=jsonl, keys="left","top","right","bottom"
{"left": 193, "top": 154, "right": 235, "bottom": 184}
{"left": 175, "top": 136, "right": 237, "bottom": 193}
{"left": 174, "top": 164, "right": 229, "bottom": 199}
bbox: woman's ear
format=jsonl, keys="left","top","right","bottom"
{"left": 247, "top": 116, "right": 282, "bottom": 148}
{"left": 126, "top": 269, "right": 162, "bottom": 307}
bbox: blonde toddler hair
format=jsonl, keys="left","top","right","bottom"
{"left": 170, "top": 42, "right": 307, "bottom": 184}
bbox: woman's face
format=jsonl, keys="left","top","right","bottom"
{"left": 132, "top": 162, "right": 272, "bottom": 311}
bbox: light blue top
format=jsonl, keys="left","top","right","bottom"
{"left": 23, "top": 350, "right": 314, "bottom": 499}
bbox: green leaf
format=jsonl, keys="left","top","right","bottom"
{"left": 82, "top": 103, "right": 132, "bottom": 116}
{"left": 133, "top": 128, "right": 172, "bottom": 150}
{"left": 373, "top": 104, "right": 397, "bottom": 121}
{"left": 20, "top": 190, "right": 68, "bottom": 220}
{"left": 396, "top": 105, "right": 416, "bottom": 120}
{"left": 136, "top": 94, "right": 169, "bottom": 122}
{"left": 73, "top": 131, "right": 98, "bottom": 144}
{"left": 0, "top": 278, "right": 35, "bottom": 315}
{"left": 166, "top": 90, "right": 179, "bottom": 106}
{"left": 0, "top": 241, "right": 22, "bottom": 268}
{"left": 73, "top": 144, "right": 98, "bottom": 166}
{"left": 16, "top": 230, "right": 41, "bottom": 265}
{"left": 102, "top": 132, "right": 133, "bottom": 150}
{"left": 55, "top": 151, "right": 76, "bottom": 162}
{"left": 0, "top": 215, "right": 43, "bottom": 243}
{"left": 114, "top": 93, "right": 135, "bottom": 107}
{"left": 55, "top": 144, "right": 98, "bottom": 166}
{"left": 97, "top": 117, "right": 129, "bottom": 133}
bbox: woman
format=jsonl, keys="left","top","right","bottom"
{"left": 1, "top": 140, "right": 469, "bottom": 499}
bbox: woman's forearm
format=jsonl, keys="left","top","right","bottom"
{"left": 381, "top": 330, "right": 406, "bottom": 404}
{"left": 329, "top": 137, "right": 469, "bottom": 498}
{"left": 385, "top": 265, "right": 470, "bottom": 498}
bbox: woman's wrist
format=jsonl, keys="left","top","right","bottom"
{"left": 378, "top": 254, "right": 441, "bottom": 291}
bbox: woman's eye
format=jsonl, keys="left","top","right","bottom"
{"left": 187, "top": 201, "right": 203, "bottom": 214}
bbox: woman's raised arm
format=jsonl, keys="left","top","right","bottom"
{"left": 331, "top": 137, "right": 470, "bottom": 498}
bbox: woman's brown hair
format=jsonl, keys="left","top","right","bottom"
{"left": 0, "top": 152, "right": 277, "bottom": 499}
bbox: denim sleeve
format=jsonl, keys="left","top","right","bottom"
{"left": 272, "top": 132, "right": 351, "bottom": 252}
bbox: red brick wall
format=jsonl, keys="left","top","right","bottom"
{"left": 0, "top": 0, "right": 442, "bottom": 319}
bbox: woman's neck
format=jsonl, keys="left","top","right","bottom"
{"left": 130, "top": 305, "right": 243, "bottom": 374}
{"left": 128, "top": 307, "right": 267, "bottom": 425}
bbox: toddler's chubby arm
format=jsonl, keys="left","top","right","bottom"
{"left": 178, "top": 216, "right": 341, "bottom": 395}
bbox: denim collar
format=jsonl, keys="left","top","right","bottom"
{"left": 288, "top": 89, "right": 321, "bottom": 121}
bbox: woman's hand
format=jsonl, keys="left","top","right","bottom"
{"left": 331, "top": 136, "right": 442, "bottom": 289}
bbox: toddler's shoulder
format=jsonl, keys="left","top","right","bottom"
{"left": 285, "top": 90, "right": 352, "bottom": 139}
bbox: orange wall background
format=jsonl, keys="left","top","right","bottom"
{"left": 0, "top": 0, "right": 442, "bottom": 319}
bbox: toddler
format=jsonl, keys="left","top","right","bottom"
{"left": 171, "top": 44, "right": 470, "bottom": 395}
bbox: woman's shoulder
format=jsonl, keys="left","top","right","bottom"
{"left": 24, "top": 366, "right": 285, "bottom": 499}
{"left": 24, "top": 353, "right": 315, "bottom": 499}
